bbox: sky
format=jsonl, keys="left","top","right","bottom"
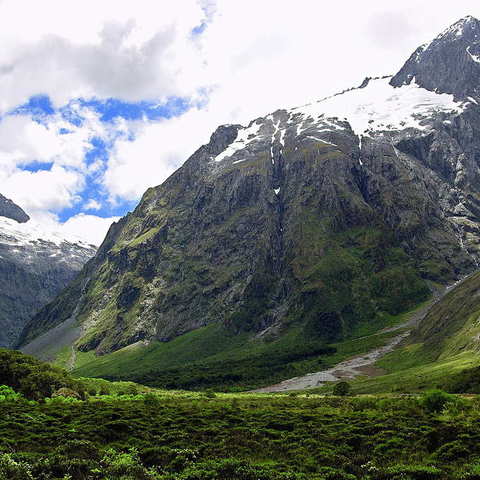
{"left": 1, "top": 0, "right": 479, "bottom": 245}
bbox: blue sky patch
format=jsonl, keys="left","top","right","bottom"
{"left": 191, "top": 21, "right": 207, "bottom": 36}
{"left": 12, "top": 95, "right": 55, "bottom": 117}
{"left": 79, "top": 96, "right": 192, "bottom": 123}
{"left": 6, "top": 91, "right": 202, "bottom": 225}
{"left": 21, "top": 161, "right": 54, "bottom": 172}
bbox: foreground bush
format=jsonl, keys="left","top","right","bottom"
{"left": 0, "top": 349, "right": 86, "bottom": 400}
{"left": 0, "top": 395, "right": 479, "bottom": 479}
{"left": 0, "top": 385, "right": 24, "bottom": 402}
{"left": 0, "top": 454, "right": 33, "bottom": 480}
{"left": 421, "top": 390, "right": 454, "bottom": 414}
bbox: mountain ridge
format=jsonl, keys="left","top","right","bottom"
{"left": 18, "top": 18, "right": 480, "bottom": 389}
{"left": 391, "top": 15, "right": 480, "bottom": 100}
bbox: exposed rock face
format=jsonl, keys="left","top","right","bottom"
{"left": 20, "top": 17, "right": 480, "bottom": 358}
{"left": 391, "top": 16, "right": 480, "bottom": 100}
{"left": 0, "top": 200, "right": 96, "bottom": 348}
{"left": 0, "top": 194, "right": 29, "bottom": 223}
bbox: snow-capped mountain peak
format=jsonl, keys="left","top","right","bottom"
{"left": 391, "top": 16, "right": 480, "bottom": 101}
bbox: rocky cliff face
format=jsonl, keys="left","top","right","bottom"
{"left": 0, "top": 197, "right": 96, "bottom": 347}
{"left": 0, "top": 194, "right": 29, "bottom": 223}
{"left": 20, "top": 17, "right": 480, "bottom": 359}
{"left": 391, "top": 16, "right": 480, "bottom": 100}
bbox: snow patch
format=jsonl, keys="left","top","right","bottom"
{"left": 0, "top": 217, "right": 92, "bottom": 248}
{"left": 214, "top": 121, "right": 262, "bottom": 162}
{"left": 467, "top": 46, "right": 480, "bottom": 63}
{"left": 292, "top": 78, "right": 465, "bottom": 137}
{"left": 279, "top": 127, "right": 286, "bottom": 147}
{"left": 304, "top": 136, "right": 337, "bottom": 147}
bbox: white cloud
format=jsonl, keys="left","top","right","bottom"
{"left": 84, "top": 199, "right": 102, "bottom": 211}
{"left": 0, "top": 0, "right": 207, "bottom": 112}
{"left": 60, "top": 213, "right": 120, "bottom": 246}
{"left": 0, "top": 105, "right": 113, "bottom": 224}
{"left": 0, "top": 165, "right": 84, "bottom": 214}
{"left": 104, "top": 107, "right": 215, "bottom": 201}
{"left": 0, "top": 108, "right": 106, "bottom": 172}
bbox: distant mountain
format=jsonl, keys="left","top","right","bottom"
{"left": 0, "top": 195, "right": 96, "bottom": 348}
{"left": 19, "top": 17, "right": 480, "bottom": 386}
{"left": 0, "top": 193, "right": 29, "bottom": 223}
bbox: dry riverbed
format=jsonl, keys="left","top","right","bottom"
{"left": 252, "top": 292, "right": 444, "bottom": 393}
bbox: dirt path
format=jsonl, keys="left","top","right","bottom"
{"left": 251, "top": 289, "right": 444, "bottom": 393}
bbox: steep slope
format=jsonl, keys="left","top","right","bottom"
{"left": 0, "top": 196, "right": 96, "bottom": 347}
{"left": 413, "top": 272, "right": 480, "bottom": 360}
{"left": 20, "top": 17, "right": 480, "bottom": 385}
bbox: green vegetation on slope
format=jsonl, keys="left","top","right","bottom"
{"left": 319, "top": 273, "right": 480, "bottom": 395}
{"left": 74, "top": 310, "right": 413, "bottom": 392}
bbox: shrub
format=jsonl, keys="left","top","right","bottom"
{"left": 377, "top": 463, "right": 442, "bottom": 479}
{"left": 461, "top": 463, "right": 480, "bottom": 479}
{"left": 0, "top": 454, "right": 33, "bottom": 480}
{"left": 421, "top": 390, "right": 454, "bottom": 414}
{"left": 101, "top": 448, "right": 151, "bottom": 479}
{"left": 433, "top": 440, "right": 472, "bottom": 462}
{"left": 52, "top": 387, "right": 81, "bottom": 399}
{"left": 204, "top": 389, "right": 217, "bottom": 399}
{"left": 0, "top": 385, "right": 23, "bottom": 402}
{"left": 333, "top": 382, "right": 351, "bottom": 397}
{"left": 143, "top": 392, "right": 161, "bottom": 406}
{"left": 0, "top": 349, "right": 86, "bottom": 400}
{"left": 125, "top": 384, "right": 139, "bottom": 395}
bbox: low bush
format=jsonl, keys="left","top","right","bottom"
{"left": 421, "top": 389, "right": 455, "bottom": 414}
{"left": 333, "top": 381, "right": 351, "bottom": 396}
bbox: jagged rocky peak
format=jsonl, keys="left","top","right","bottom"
{"left": 391, "top": 16, "right": 480, "bottom": 100}
{"left": 0, "top": 193, "right": 30, "bottom": 223}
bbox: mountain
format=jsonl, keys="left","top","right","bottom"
{"left": 19, "top": 17, "right": 480, "bottom": 388}
{"left": 0, "top": 193, "right": 29, "bottom": 223}
{"left": 391, "top": 16, "right": 480, "bottom": 100}
{"left": 0, "top": 195, "right": 96, "bottom": 348}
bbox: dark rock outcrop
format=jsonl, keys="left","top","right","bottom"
{"left": 0, "top": 194, "right": 29, "bottom": 223}
{"left": 391, "top": 16, "right": 480, "bottom": 101}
